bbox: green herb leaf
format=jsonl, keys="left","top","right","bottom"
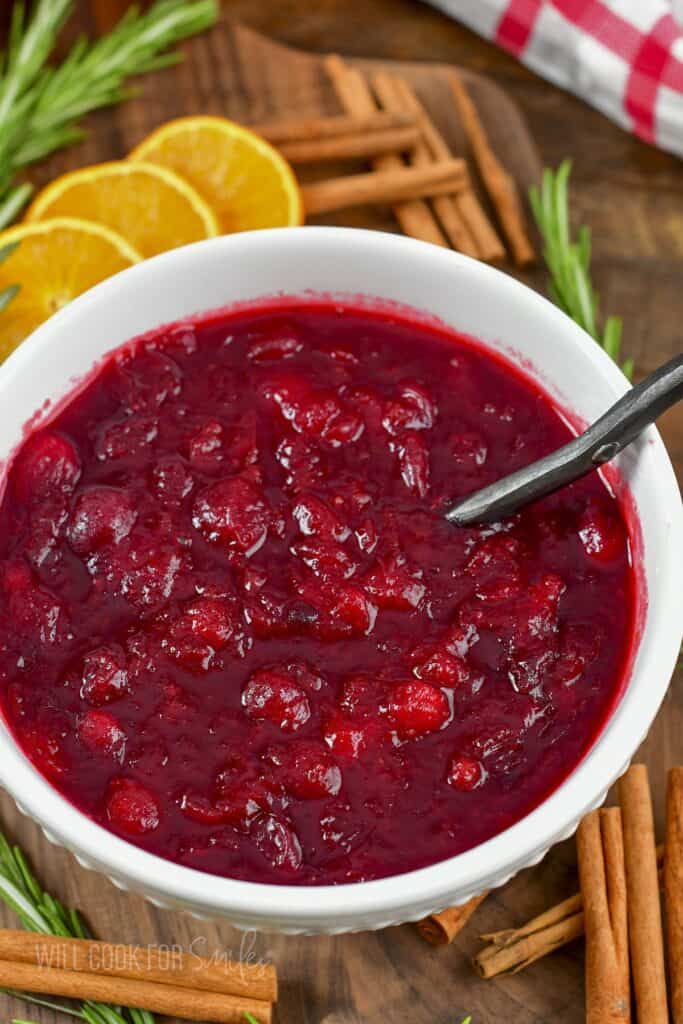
{"left": 529, "top": 160, "right": 633, "bottom": 380}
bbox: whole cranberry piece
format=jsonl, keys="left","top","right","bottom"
{"left": 78, "top": 710, "right": 126, "bottom": 760}
{"left": 264, "top": 373, "right": 360, "bottom": 446}
{"left": 184, "top": 596, "right": 236, "bottom": 649}
{"left": 260, "top": 370, "right": 311, "bottom": 418}
{"left": 242, "top": 667, "right": 311, "bottom": 731}
{"left": 323, "top": 714, "right": 386, "bottom": 759}
{"left": 447, "top": 756, "right": 484, "bottom": 791}
{"left": 249, "top": 813, "right": 302, "bottom": 871}
{"left": 120, "top": 539, "right": 183, "bottom": 611}
{"left": 181, "top": 757, "right": 279, "bottom": 829}
{"left": 292, "top": 494, "right": 349, "bottom": 542}
{"left": 363, "top": 554, "right": 426, "bottom": 610}
{"left": 94, "top": 413, "right": 159, "bottom": 462}
{"left": 1, "top": 560, "right": 63, "bottom": 645}
{"left": 294, "top": 574, "right": 377, "bottom": 638}
{"left": 180, "top": 793, "right": 232, "bottom": 825}
{"left": 24, "top": 495, "right": 69, "bottom": 570}
{"left": 192, "top": 476, "right": 270, "bottom": 556}
{"left": 67, "top": 487, "right": 137, "bottom": 555}
{"left": 291, "top": 538, "right": 358, "bottom": 582}
{"left": 183, "top": 784, "right": 275, "bottom": 830}
{"left": 385, "top": 681, "right": 450, "bottom": 739}
{"left": 81, "top": 645, "right": 128, "bottom": 705}
{"left": 13, "top": 431, "right": 81, "bottom": 505}
{"left": 330, "top": 585, "right": 377, "bottom": 635}
{"left": 324, "top": 411, "right": 364, "bottom": 445}
{"left": 382, "top": 380, "right": 436, "bottom": 435}
{"left": 324, "top": 718, "right": 366, "bottom": 758}
{"left": 187, "top": 419, "right": 225, "bottom": 470}
{"left": 275, "top": 435, "right": 327, "bottom": 492}
{"left": 412, "top": 648, "right": 470, "bottom": 687}
{"left": 165, "top": 596, "right": 238, "bottom": 672}
{"left": 293, "top": 389, "right": 342, "bottom": 438}
{"left": 106, "top": 778, "right": 160, "bottom": 835}
{"left": 114, "top": 350, "right": 182, "bottom": 411}
{"left": 265, "top": 742, "right": 342, "bottom": 799}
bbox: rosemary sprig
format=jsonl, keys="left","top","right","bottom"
{"left": 0, "top": 831, "right": 155, "bottom": 1024}
{"left": 0, "top": 0, "right": 218, "bottom": 229}
{"left": 529, "top": 160, "right": 633, "bottom": 380}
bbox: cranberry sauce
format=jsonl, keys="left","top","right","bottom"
{"left": 0, "top": 302, "right": 635, "bottom": 885}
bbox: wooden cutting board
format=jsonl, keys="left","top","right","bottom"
{"left": 0, "top": 20, "right": 679, "bottom": 1024}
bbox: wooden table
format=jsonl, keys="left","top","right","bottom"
{"left": 0, "top": 3, "right": 681, "bottom": 1023}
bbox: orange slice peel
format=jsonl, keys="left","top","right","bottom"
{"left": 129, "top": 116, "right": 303, "bottom": 233}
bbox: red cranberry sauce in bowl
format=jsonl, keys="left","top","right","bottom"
{"left": 0, "top": 301, "right": 635, "bottom": 886}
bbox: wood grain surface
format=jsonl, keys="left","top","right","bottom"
{"left": 0, "top": 5, "right": 681, "bottom": 1024}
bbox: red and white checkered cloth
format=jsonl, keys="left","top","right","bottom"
{"left": 427, "top": 0, "right": 683, "bottom": 157}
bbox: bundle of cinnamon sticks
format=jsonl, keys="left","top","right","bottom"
{"left": 0, "top": 931, "right": 277, "bottom": 1024}
{"left": 249, "top": 57, "right": 534, "bottom": 267}
{"left": 419, "top": 765, "right": 683, "bottom": 1024}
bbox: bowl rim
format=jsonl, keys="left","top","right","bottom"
{"left": 0, "top": 226, "right": 681, "bottom": 924}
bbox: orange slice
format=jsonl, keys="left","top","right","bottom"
{"left": 0, "top": 218, "right": 141, "bottom": 362}
{"left": 129, "top": 116, "right": 303, "bottom": 233}
{"left": 25, "top": 161, "right": 219, "bottom": 259}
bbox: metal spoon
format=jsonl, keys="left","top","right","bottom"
{"left": 445, "top": 352, "right": 683, "bottom": 528}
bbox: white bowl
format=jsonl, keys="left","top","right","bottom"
{"left": 0, "top": 228, "right": 680, "bottom": 934}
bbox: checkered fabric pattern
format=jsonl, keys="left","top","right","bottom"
{"left": 426, "top": 0, "right": 683, "bottom": 157}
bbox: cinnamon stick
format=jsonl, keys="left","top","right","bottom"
{"left": 448, "top": 70, "right": 535, "bottom": 266}
{"left": 251, "top": 110, "right": 416, "bottom": 144}
{"left": 577, "top": 808, "right": 630, "bottom": 1023}
{"left": 381, "top": 74, "right": 505, "bottom": 262}
{"left": 475, "top": 907, "right": 585, "bottom": 978}
{"left": 417, "top": 892, "right": 489, "bottom": 945}
{"left": 0, "top": 958, "right": 271, "bottom": 1024}
{"left": 619, "top": 764, "right": 668, "bottom": 1024}
{"left": 665, "top": 768, "right": 683, "bottom": 1024}
{"left": 473, "top": 845, "right": 664, "bottom": 977}
{"left": 371, "top": 71, "right": 478, "bottom": 258}
{"left": 0, "top": 929, "right": 277, "bottom": 1002}
{"left": 301, "top": 159, "right": 468, "bottom": 216}
{"left": 324, "top": 55, "right": 449, "bottom": 246}
{"left": 277, "top": 125, "right": 421, "bottom": 163}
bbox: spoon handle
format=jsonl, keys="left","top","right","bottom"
{"left": 445, "top": 352, "right": 683, "bottom": 527}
